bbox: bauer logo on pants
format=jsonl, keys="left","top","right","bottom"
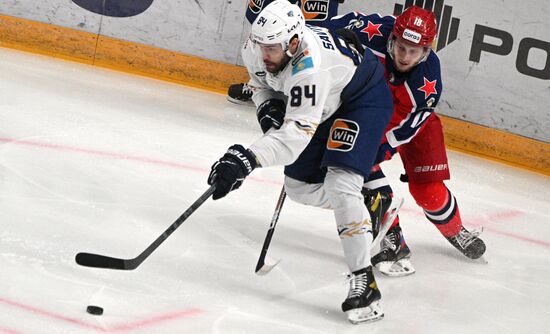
{"left": 327, "top": 119, "right": 359, "bottom": 152}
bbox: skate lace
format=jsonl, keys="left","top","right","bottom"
{"left": 346, "top": 272, "right": 368, "bottom": 298}
{"left": 380, "top": 231, "right": 398, "bottom": 252}
{"left": 452, "top": 227, "right": 483, "bottom": 249}
{"left": 242, "top": 84, "right": 253, "bottom": 94}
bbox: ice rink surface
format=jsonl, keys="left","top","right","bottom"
{"left": 1, "top": 47, "right": 549, "bottom": 334}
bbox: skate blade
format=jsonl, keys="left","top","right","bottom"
{"left": 376, "top": 258, "right": 416, "bottom": 277}
{"left": 471, "top": 256, "right": 488, "bottom": 264}
{"left": 255, "top": 259, "right": 281, "bottom": 276}
{"left": 226, "top": 97, "right": 254, "bottom": 107}
{"left": 346, "top": 301, "right": 384, "bottom": 325}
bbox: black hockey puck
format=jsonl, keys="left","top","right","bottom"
{"left": 86, "top": 305, "right": 104, "bottom": 315}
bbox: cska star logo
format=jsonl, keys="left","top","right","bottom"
{"left": 360, "top": 21, "right": 383, "bottom": 41}
{"left": 418, "top": 77, "right": 438, "bottom": 99}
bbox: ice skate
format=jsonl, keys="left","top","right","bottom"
{"left": 341, "top": 267, "right": 384, "bottom": 324}
{"left": 372, "top": 225, "right": 415, "bottom": 277}
{"left": 227, "top": 83, "right": 254, "bottom": 106}
{"left": 446, "top": 226, "right": 486, "bottom": 259}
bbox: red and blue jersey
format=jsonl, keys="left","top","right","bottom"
{"left": 330, "top": 12, "right": 443, "bottom": 148}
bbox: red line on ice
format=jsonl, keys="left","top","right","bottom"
{"left": 0, "top": 326, "right": 24, "bottom": 334}
{"left": 108, "top": 309, "right": 202, "bottom": 332}
{"left": 0, "top": 296, "right": 104, "bottom": 331}
{"left": 0, "top": 296, "right": 201, "bottom": 332}
{"left": 484, "top": 228, "right": 550, "bottom": 248}
{"left": 482, "top": 210, "right": 525, "bottom": 221}
{"left": 0, "top": 137, "right": 281, "bottom": 186}
{"left": 399, "top": 206, "right": 550, "bottom": 248}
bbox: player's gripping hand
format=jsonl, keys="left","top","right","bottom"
{"left": 208, "top": 145, "right": 257, "bottom": 200}
{"left": 375, "top": 142, "right": 397, "bottom": 164}
{"left": 257, "top": 99, "right": 286, "bottom": 133}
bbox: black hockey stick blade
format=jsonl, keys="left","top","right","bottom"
{"left": 75, "top": 252, "right": 133, "bottom": 270}
{"left": 75, "top": 185, "right": 215, "bottom": 270}
{"left": 255, "top": 233, "right": 275, "bottom": 274}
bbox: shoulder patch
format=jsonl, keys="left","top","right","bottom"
{"left": 292, "top": 56, "right": 314, "bottom": 75}
{"left": 417, "top": 77, "right": 438, "bottom": 99}
{"left": 291, "top": 49, "right": 310, "bottom": 66}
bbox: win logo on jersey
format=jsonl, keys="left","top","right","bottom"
{"left": 327, "top": 119, "right": 359, "bottom": 152}
{"left": 302, "top": 0, "right": 329, "bottom": 21}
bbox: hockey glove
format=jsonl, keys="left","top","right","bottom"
{"left": 208, "top": 144, "right": 257, "bottom": 200}
{"left": 257, "top": 99, "right": 286, "bottom": 133}
{"left": 375, "top": 142, "right": 397, "bottom": 164}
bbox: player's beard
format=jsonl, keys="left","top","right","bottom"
{"left": 265, "top": 55, "right": 290, "bottom": 74}
{"left": 394, "top": 59, "right": 414, "bottom": 73}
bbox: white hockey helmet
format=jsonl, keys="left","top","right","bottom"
{"left": 250, "top": 0, "right": 305, "bottom": 56}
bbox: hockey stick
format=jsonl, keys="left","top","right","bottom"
{"left": 370, "top": 197, "right": 404, "bottom": 256}
{"left": 255, "top": 187, "right": 286, "bottom": 275}
{"left": 75, "top": 185, "right": 216, "bottom": 270}
{"left": 254, "top": 191, "right": 403, "bottom": 276}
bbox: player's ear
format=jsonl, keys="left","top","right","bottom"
{"left": 289, "top": 35, "right": 300, "bottom": 54}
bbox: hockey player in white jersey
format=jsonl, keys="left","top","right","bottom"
{"left": 207, "top": 0, "right": 393, "bottom": 324}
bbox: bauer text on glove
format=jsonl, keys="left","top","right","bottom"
{"left": 207, "top": 145, "right": 257, "bottom": 200}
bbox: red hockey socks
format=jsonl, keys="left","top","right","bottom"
{"left": 408, "top": 181, "right": 462, "bottom": 237}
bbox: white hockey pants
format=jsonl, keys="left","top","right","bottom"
{"left": 284, "top": 167, "right": 372, "bottom": 272}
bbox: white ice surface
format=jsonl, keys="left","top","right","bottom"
{"left": 1, "top": 47, "right": 549, "bottom": 334}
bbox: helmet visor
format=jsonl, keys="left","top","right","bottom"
{"left": 253, "top": 40, "right": 285, "bottom": 58}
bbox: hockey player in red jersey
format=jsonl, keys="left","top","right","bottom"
{"left": 330, "top": 6, "right": 486, "bottom": 276}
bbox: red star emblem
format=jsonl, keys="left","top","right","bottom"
{"left": 418, "top": 77, "right": 438, "bottom": 99}
{"left": 360, "top": 21, "right": 383, "bottom": 41}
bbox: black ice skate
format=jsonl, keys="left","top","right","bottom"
{"left": 227, "top": 83, "right": 253, "bottom": 105}
{"left": 341, "top": 266, "right": 383, "bottom": 324}
{"left": 371, "top": 225, "right": 415, "bottom": 277}
{"left": 446, "top": 226, "right": 486, "bottom": 259}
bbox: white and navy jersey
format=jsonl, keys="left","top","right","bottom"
{"left": 329, "top": 12, "right": 443, "bottom": 148}
{"left": 242, "top": 25, "right": 359, "bottom": 167}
